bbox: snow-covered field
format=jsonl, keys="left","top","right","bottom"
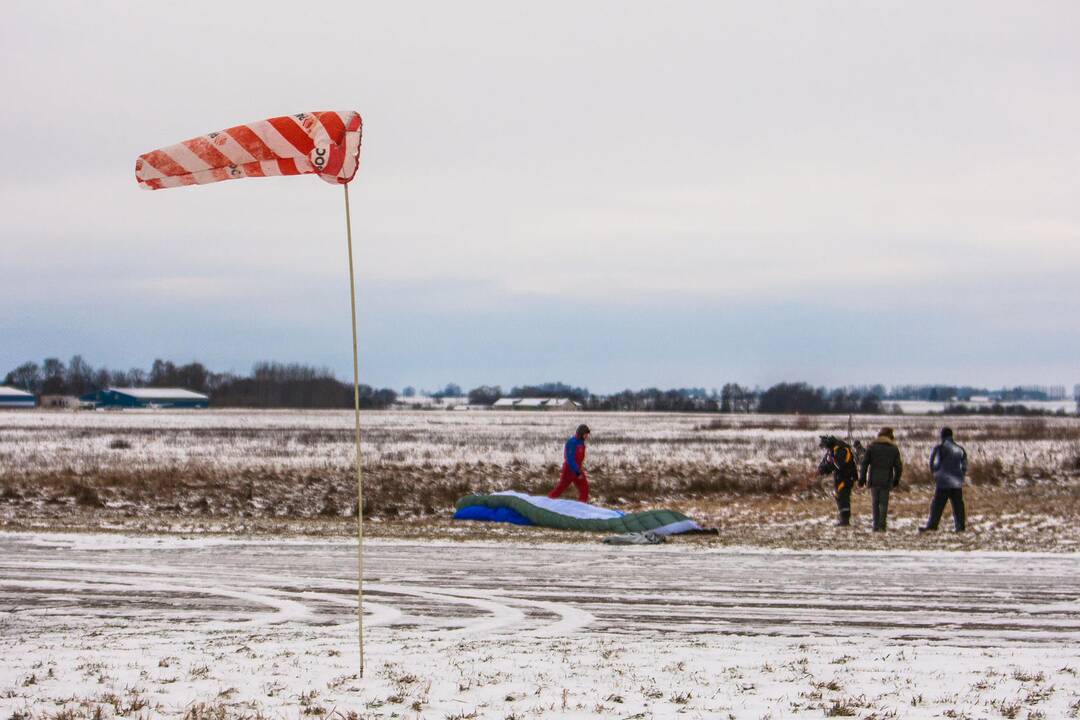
{"left": 3, "top": 532, "right": 1079, "bottom": 719}
{"left": 890, "top": 400, "right": 1077, "bottom": 415}
{"left": 3, "top": 409, "right": 1080, "bottom": 553}
{"left": 2, "top": 410, "right": 1078, "bottom": 714}
{"left": 2, "top": 408, "right": 1077, "bottom": 479}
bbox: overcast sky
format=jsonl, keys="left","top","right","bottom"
{"left": 2, "top": 2, "right": 1078, "bottom": 393}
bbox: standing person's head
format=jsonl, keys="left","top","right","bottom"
{"left": 877, "top": 427, "right": 895, "bottom": 441}
{"left": 576, "top": 424, "right": 591, "bottom": 441}
{"left": 940, "top": 427, "right": 954, "bottom": 441}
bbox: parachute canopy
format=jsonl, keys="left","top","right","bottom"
{"left": 136, "top": 111, "right": 362, "bottom": 190}
{"left": 454, "top": 491, "right": 705, "bottom": 536}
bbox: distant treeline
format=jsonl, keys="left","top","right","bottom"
{"left": 885, "top": 384, "right": 1069, "bottom": 402}
{"left": 4, "top": 357, "right": 1075, "bottom": 414}
{"left": 448, "top": 381, "right": 1075, "bottom": 415}
{"left": 2, "top": 356, "right": 398, "bottom": 409}
{"left": 462, "top": 382, "right": 723, "bottom": 412}
{"left": 453, "top": 381, "right": 881, "bottom": 414}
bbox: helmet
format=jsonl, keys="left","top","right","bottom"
{"left": 576, "top": 424, "right": 591, "bottom": 438}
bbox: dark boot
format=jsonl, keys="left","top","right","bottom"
{"left": 836, "top": 511, "right": 850, "bottom": 526}
{"left": 951, "top": 488, "right": 966, "bottom": 531}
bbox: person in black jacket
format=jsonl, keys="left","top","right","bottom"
{"left": 859, "top": 427, "right": 903, "bottom": 532}
{"left": 817, "top": 435, "right": 858, "bottom": 526}
{"left": 919, "top": 427, "right": 968, "bottom": 532}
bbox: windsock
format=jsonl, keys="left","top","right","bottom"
{"left": 135, "top": 111, "right": 362, "bottom": 190}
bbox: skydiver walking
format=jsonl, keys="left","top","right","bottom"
{"left": 919, "top": 427, "right": 968, "bottom": 532}
{"left": 549, "top": 424, "right": 590, "bottom": 503}
{"left": 859, "top": 427, "right": 903, "bottom": 532}
{"left": 818, "top": 435, "right": 858, "bottom": 526}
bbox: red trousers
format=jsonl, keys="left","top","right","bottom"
{"left": 549, "top": 468, "right": 589, "bottom": 502}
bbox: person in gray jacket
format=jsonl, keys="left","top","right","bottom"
{"left": 859, "top": 427, "right": 903, "bottom": 531}
{"left": 919, "top": 427, "right": 967, "bottom": 532}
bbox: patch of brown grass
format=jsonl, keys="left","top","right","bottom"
{"left": 68, "top": 481, "right": 104, "bottom": 508}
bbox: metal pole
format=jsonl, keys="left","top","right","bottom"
{"left": 344, "top": 182, "right": 365, "bottom": 676}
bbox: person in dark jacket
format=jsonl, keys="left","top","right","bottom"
{"left": 817, "top": 435, "right": 858, "bottom": 526}
{"left": 919, "top": 427, "right": 968, "bottom": 532}
{"left": 548, "top": 424, "right": 590, "bottom": 502}
{"left": 859, "top": 427, "right": 903, "bottom": 531}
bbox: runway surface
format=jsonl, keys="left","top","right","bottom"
{"left": 3, "top": 533, "right": 1078, "bottom": 646}
{"left": 3, "top": 533, "right": 1080, "bottom": 718}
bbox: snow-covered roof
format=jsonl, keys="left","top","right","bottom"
{"left": 396, "top": 395, "right": 437, "bottom": 405}
{"left": 0, "top": 386, "right": 34, "bottom": 398}
{"left": 494, "top": 397, "right": 579, "bottom": 408}
{"left": 109, "top": 387, "right": 209, "bottom": 400}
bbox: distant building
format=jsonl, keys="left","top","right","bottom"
{"left": 40, "top": 395, "right": 85, "bottom": 409}
{"left": 394, "top": 395, "right": 474, "bottom": 410}
{"left": 434, "top": 396, "right": 471, "bottom": 409}
{"left": 395, "top": 395, "right": 439, "bottom": 409}
{"left": 547, "top": 398, "right": 581, "bottom": 410}
{"left": 0, "top": 386, "right": 35, "bottom": 409}
{"left": 492, "top": 397, "right": 580, "bottom": 411}
{"left": 81, "top": 387, "right": 209, "bottom": 409}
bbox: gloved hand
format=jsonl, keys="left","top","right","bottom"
{"left": 892, "top": 479, "right": 899, "bottom": 489}
{"left": 857, "top": 479, "right": 866, "bottom": 488}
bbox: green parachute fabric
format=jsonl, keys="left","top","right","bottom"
{"left": 454, "top": 491, "right": 704, "bottom": 535}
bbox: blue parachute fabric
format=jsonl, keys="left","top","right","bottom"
{"left": 453, "top": 504, "right": 534, "bottom": 525}
{"left": 454, "top": 492, "right": 705, "bottom": 535}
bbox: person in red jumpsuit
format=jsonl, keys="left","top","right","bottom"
{"left": 548, "top": 424, "right": 590, "bottom": 502}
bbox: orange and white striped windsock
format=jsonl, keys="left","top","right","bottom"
{"left": 136, "top": 111, "right": 362, "bottom": 190}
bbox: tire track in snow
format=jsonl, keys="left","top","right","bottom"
{"left": 2, "top": 538, "right": 1079, "bottom": 647}
{"left": 0, "top": 574, "right": 312, "bottom": 629}
{"left": 0, "top": 561, "right": 592, "bottom": 639}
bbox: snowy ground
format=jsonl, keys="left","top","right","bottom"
{"left": 4, "top": 410, "right": 1079, "bottom": 540}
{"left": 3, "top": 533, "right": 1080, "bottom": 719}
{"left": 890, "top": 401, "right": 1077, "bottom": 415}
{"left": 3, "top": 409, "right": 1077, "bottom": 485}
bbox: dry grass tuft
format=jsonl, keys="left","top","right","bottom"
{"left": 68, "top": 481, "right": 104, "bottom": 508}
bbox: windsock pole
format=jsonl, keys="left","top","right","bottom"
{"left": 344, "top": 182, "right": 365, "bottom": 676}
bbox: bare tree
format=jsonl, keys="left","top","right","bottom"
{"left": 66, "top": 355, "right": 94, "bottom": 396}
{"left": 41, "top": 358, "right": 66, "bottom": 394}
{"left": 4, "top": 362, "right": 42, "bottom": 393}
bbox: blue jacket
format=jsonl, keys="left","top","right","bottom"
{"left": 563, "top": 436, "right": 585, "bottom": 475}
{"left": 930, "top": 438, "right": 967, "bottom": 489}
